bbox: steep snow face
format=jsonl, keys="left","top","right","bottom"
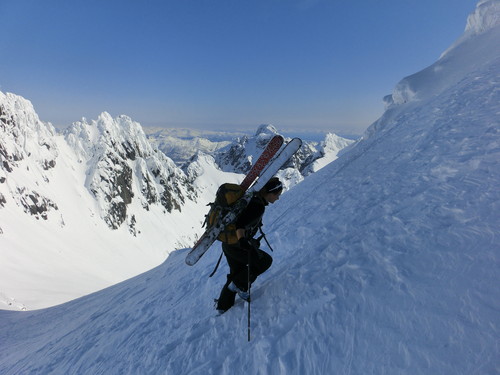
{"left": 265, "top": 61, "right": 499, "bottom": 374}
{"left": 0, "top": 2, "right": 498, "bottom": 374}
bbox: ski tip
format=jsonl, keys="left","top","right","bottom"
{"left": 185, "top": 255, "right": 197, "bottom": 266}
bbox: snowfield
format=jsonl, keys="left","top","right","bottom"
{"left": 1, "top": 1, "right": 499, "bottom": 374}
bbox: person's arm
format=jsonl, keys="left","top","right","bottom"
{"left": 234, "top": 198, "right": 265, "bottom": 239}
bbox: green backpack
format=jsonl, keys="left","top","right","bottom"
{"left": 204, "top": 183, "right": 245, "bottom": 244}
{"left": 204, "top": 183, "right": 274, "bottom": 278}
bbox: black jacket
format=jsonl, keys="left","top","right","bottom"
{"left": 234, "top": 193, "right": 268, "bottom": 239}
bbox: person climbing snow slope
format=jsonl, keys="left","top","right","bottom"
{"left": 216, "top": 177, "right": 283, "bottom": 313}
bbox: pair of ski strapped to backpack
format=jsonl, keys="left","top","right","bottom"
{"left": 206, "top": 189, "right": 277, "bottom": 277}
{"left": 185, "top": 135, "right": 302, "bottom": 267}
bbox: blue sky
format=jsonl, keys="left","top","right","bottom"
{"left": 0, "top": 0, "right": 478, "bottom": 135}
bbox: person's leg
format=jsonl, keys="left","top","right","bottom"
{"left": 233, "top": 249, "right": 273, "bottom": 287}
{"left": 250, "top": 250, "right": 273, "bottom": 282}
{"left": 216, "top": 275, "right": 236, "bottom": 312}
{"left": 223, "top": 244, "right": 250, "bottom": 291}
{"left": 216, "top": 244, "right": 247, "bottom": 312}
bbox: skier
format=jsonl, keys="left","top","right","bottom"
{"left": 216, "top": 177, "right": 283, "bottom": 314}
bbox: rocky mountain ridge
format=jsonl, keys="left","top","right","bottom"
{"left": 0, "top": 92, "right": 59, "bottom": 222}
{"left": 64, "top": 113, "right": 196, "bottom": 233}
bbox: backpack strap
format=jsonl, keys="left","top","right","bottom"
{"left": 209, "top": 250, "right": 224, "bottom": 278}
{"left": 209, "top": 226, "right": 274, "bottom": 278}
{"left": 257, "top": 226, "right": 274, "bottom": 252}
{"left": 202, "top": 202, "right": 213, "bottom": 228}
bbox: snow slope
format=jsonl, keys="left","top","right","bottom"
{"left": 1, "top": 1, "right": 499, "bottom": 374}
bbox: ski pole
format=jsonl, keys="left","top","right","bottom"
{"left": 247, "top": 250, "right": 251, "bottom": 342}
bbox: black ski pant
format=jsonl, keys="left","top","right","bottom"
{"left": 216, "top": 242, "right": 272, "bottom": 311}
{"left": 222, "top": 242, "right": 272, "bottom": 291}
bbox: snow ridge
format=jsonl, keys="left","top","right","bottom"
{"left": 385, "top": 0, "right": 500, "bottom": 110}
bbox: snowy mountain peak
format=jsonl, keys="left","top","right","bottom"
{"left": 255, "top": 123, "right": 279, "bottom": 136}
{"left": 64, "top": 113, "right": 196, "bottom": 231}
{"left": 65, "top": 112, "right": 154, "bottom": 162}
{"left": 0, "top": 91, "right": 58, "bottom": 172}
{"left": 322, "top": 132, "right": 353, "bottom": 150}
{"left": 254, "top": 124, "right": 280, "bottom": 149}
{"left": 0, "top": 91, "right": 60, "bottom": 222}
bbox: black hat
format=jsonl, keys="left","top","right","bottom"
{"left": 263, "top": 177, "right": 283, "bottom": 194}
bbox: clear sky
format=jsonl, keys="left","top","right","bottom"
{"left": 0, "top": 0, "right": 479, "bottom": 135}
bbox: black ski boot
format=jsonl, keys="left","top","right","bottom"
{"left": 216, "top": 277, "right": 236, "bottom": 314}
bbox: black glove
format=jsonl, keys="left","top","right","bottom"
{"left": 250, "top": 238, "right": 261, "bottom": 249}
{"left": 238, "top": 237, "right": 254, "bottom": 251}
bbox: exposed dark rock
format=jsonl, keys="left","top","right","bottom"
{"left": 16, "top": 188, "right": 58, "bottom": 220}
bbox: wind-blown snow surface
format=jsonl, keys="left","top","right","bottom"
{"left": 1, "top": 1, "right": 500, "bottom": 374}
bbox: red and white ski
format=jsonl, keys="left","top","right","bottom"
{"left": 240, "top": 135, "right": 284, "bottom": 190}
{"left": 186, "top": 135, "right": 283, "bottom": 266}
{"left": 185, "top": 137, "right": 302, "bottom": 266}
